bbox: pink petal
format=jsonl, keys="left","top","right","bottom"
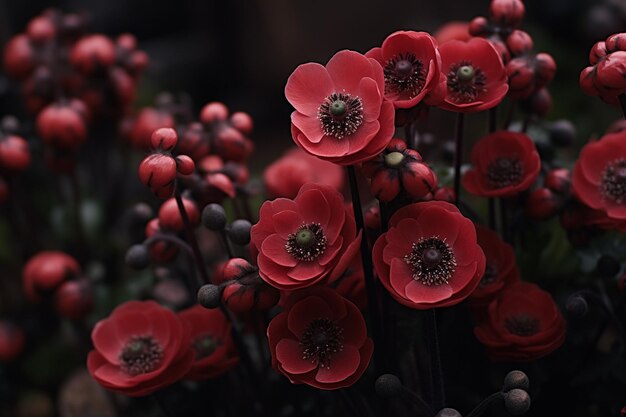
{"left": 285, "top": 63, "right": 334, "bottom": 117}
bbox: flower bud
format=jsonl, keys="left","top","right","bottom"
{"left": 436, "top": 409, "right": 462, "bottom": 417}
{"left": 230, "top": 111, "right": 254, "bottom": 134}
{"left": 158, "top": 197, "right": 199, "bottom": 232}
{"left": 375, "top": 374, "right": 403, "bottom": 398}
{"left": 0, "top": 135, "right": 31, "bottom": 173}
{"left": 202, "top": 203, "right": 227, "bottom": 230}
{"left": 55, "top": 279, "right": 94, "bottom": 320}
{"left": 197, "top": 284, "right": 222, "bottom": 309}
{"left": 70, "top": 34, "right": 116, "bottom": 74}
{"left": 565, "top": 295, "right": 588, "bottom": 318}
{"left": 525, "top": 187, "right": 560, "bottom": 220}
{"left": 175, "top": 155, "right": 195, "bottom": 175}
{"left": 545, "top": 168, "right": 571, "bottom": 194}
{"left": 125, "top": 244, "right": 150, "bottom": 269}
{"left": 503, "top": 370, "right": 530, "bottom": 392}
{"left": 151, "top": 127, "right": 178, "bottom": 151}
{"left": 469, "top": 16, "right": 490, "bottom": 36}
{"left": 489, "top": 0, "right": 525, "bottom": 28}
{"left": 36, "top": 102, "right": 87, "bottom": 150}
{"left": 548, "top": 119, "right": 576, "bottom": 147}
{"left": 228, "top": 219, "right": 252, "bottom": 246}
{"left": 138, "top": 153, "right": 177, "bottom": 199}
{"left": 200, "top": 102, "right": 229, "bottom": 124}
{"left": 506, "top": 30, "right": 533, "bottom": 56}
{"left": 504, "top": 389, "right": 531, "bottom": 415}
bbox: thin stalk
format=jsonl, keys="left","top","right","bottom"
{"left": 426, "top": 308, "right": 445, "bottom": 411}
{"left": 488, "top": 107, "right": 497, "bottom": 229}
{"left": 453, "top": 113, "right": 465, "bottom": 207}
{"left": 174, "top": 190, "right": 209, "bottom": 287}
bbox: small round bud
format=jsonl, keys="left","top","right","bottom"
{"left": 130, "top": 203, "right": 154, "bottom": 226}
{"left": 2, "top": 115, "right": 20, "bottom": 134}
{"left": 565, "top": 295, "right": 588, "bottom": 318}
{"left": 197, "top": 284, "right": 222, "bottom": 309}
{"left": 544, "top": 168, "right": 571, "bottom": 194}
{"left": 548, "top": 119, "right": 576, "bottom": 147}
{"left": 151, "top": 127, "right": 178, "bottom": 151}
{"left": 596, "top": 255, "right": 621, "bottom": 278}
{"left": 175, "top": 155, "right": 195, "bottom": 175}
{"left": 375, "top": 374, "right": 403, "bottom": 399}
{"left": 125, "top": 244, "right": 150, "bottom": 269}
{"left": 230, "top": 111, "right": 254, "bottom": 134}
{"left": 468, "top": 16, "right": 490, "bottom": 36}
{"left": 504, "top": 389, "right": 531, "bottom": 415}
{"left": 200, "top": 102, "right": 229, "bottom": 124}
{"left": 502, "top": 370, "right": 530, "bottom": 392}
{"left": 228, "top": 219, "right": 252, "bottom": 246}
{"left": 202, "top": 203, "right": 227, "bottom": 230}
{"left": 436, "top": 408, "right": 462, "bottom": 417}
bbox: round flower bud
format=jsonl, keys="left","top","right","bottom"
{"left": 548, "top": 119, "right": 576, "bottom": 147}
{"left": 596, "top": 255, "right": 620, "bottom": 278}
{"left": 158, "top": 197, "right": 200, "bottom": 232}
{"left": 151, "top": 127, "right": 178, "bottom": 151}
{"left": 525, "top": 188, "right": 560, "bottom": 220}
{"left": 36, "top": 102, "right": 87, "bottom": 150}
{"left": 0, "top": 135, "right": 31, "bottom": 173}
{"left": 230, "top": 111, "right": 253, "bottom": 134}
{"left": 506, "top": 30, "right": 533, "bottom": 56}
{"left": 228, "top": 219, "right": 252, "bottom": 246}
{"left": 565, "top": 295, "right": 588, "bottom": 318}
{"left": 26, "top": 16, "right": 56, "bottom": 43}
{"left": 503, "top": 370, "right": 530, "bottom": 392}
{"left": 138, "top": 153, "right": 177, "bottom": 199}
{"left": 504, "top": 389, "right": 531, "bottom": 415}
{"left": 436, "top": 409, "right": 462, "bottom": 417}
{"left": 54, "top": 279, "right": 94, "bottom": 320}
{"left": 197, "top": 284, "right": 222, "bottom": 309}
{"left": 490, "top": 0, "right": 525, "bottom": 28}
{"left": 70, "top": 34, "right": 116, "bottom": 74}
{"left": 375, "top": 374, "right": 403, "bottom": 399}
{"left": 200, "top": 102, "right": 229, "bottom": 124}
{"left": 125, "top": 244, "right": 150, "bottom": 269}
{"left": 202, "top": 203, "right": 227, "bottom": 231}
{"left": 175, "top": 155, "right": 195, "bottom": 175}
{"left": 468, "top": 16, "right": 490, "bottom": 36}
{"left": 129, "top": 203, "right": 154, "bottom": 226}
{"left": 544, "top": 168, "right": 571, "bottom": 194}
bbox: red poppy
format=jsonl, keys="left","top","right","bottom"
{"left": 438, "top": 38, "right": 508, "bottom": 113}
{"left": 87, "top": 300, "right": 194, "bottom": 397}
{"left": 23, "top": 251, "right": 81, "bottom": 302}
{"left": 267, "top": 287, "right": 373, "bottom": 390}
{"left": 264, "top": 147, "right": 344, "bottom": 199}
{"left": 572, "top": 130, "right": 626, "bottom": 221}
{"left": 285, "top": 50, "right": 395, "bottom": 165}
{"left": 463, "top": 130, "right": 541, "bottom": 198}
{"left": 361, "top": 137, "right": 438, "bottom": 202}
{"left": 178, "top": 305, "right": 238, "bottom": 380}
{"left": 251, "top": 183, "right": 361, "bottom": 290}
{"left": 580, "top": 33, "right": 626, "bottom": 106}
{"left": 474, "top": 281, "right": 566, "bottom": 361}
{"left": 469, "top": 226, "right": 519, "bottom": 305}
{"left": 372, "top": 201, "right": 485, "bottom": 309}
{"left": 366, "top": 31, "right": 443, "bottom": 109}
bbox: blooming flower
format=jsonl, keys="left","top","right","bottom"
{"left": 264, "top": 147, "right": 344, "bottom": 199}
{"left": 267, "top": 287, "right": 373, "bottom": 390}
{"left": 438, "top": 38, "right": 508, "bottom": 113}
{"left": 87, "top": 301, "right": 194, "bottom": 397}
{"left": 285, "top": 50, "right": 395, "bottom": 165}
{"left": 462, "top": 130, "right": 541, "bottom": 197}
{"left": 580, "top": 33, "right": 626, "bottom": 106}
{"left": 474, "top": 281, "right": 566, "bottom": 361}
{"left": 366, "top": 31, "right": 443, "bottom": 108}
{"left": 251, "top": 183, "right": 361, "bottom": 290}
{"left": 178, "top": 305, "right": 238, "bottom": 380}
{"left": 372, "top": 201, "right": 485, "bottom": 309}
{"left": 572, "top": 129, "right": 626, "bottom": 221}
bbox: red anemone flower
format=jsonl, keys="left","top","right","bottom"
{"left": 286, "top": 50, "right": 395, "bottom": 165}
{"left": 474, "top": 281, "right": 566, "bottom": 361}
{"left": 372, "top": 201, "right": 485, "bottom": 309}
{"left": 251, "top": 183, "right": 361, "bottom": 290}
{"left": 366, "top": 31, "right": 443, "bottom": 108}
{"left": 438, "top": 38, "right": 508, "bottom": 113}
{"left": 178, "top": 305, "right": 238, "bottom": 380}
{"left": 267, "top": 287, "right": 373, "bottom": 390}
{"left": 463, "top": 130, "right": 541, "bottom": 197}
{"left": 87, "top": 301, "right": 194, "bottom": 397}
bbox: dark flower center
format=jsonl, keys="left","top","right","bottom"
{"left": 318, "top": 92, "right": 364, "bottom": 139}
{"left": 478, "top": 264, "right": 498, "bottom": 288}
{"left": 300, "top": 318, "right": 344, "bottom": 368}
{"left": 487, "top": 157, "right": 523, "bottom": 189}
{"left": 446, "top": 61, "right": 487, "bottom": 103}
{"left": 193, "top": 334, "right": 220, "bottom": 359}
{"left": 285, "top": 223, "right": 327, "bottom": 261}
{"left": 504, "top": 314, "right": 540, "bottom": 336}
{"left": 383, "top": 53, "right": 426, "bottom": 98}
{"left": 601, "top": 158, "right": 626, "bottom": 204}
{"left": 384, "top": 151, "right": 406, "bottom": 168}
{"left": 119, "top": 335, "right": 164, "bottom": 376}
{"left": 404, "top": 237, "right": 457, "bottom": 286}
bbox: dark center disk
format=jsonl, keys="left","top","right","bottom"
{"left": 504, "top": 314, "right": 540, "bottom": 336}
{"left": 404, "top": 237, "right": 457, "bottom": 286}
{"left": 601, "top": 159, "right": 626, "bottom": 203}
{"left": 487, "top": 157, "right": 523, "bottom": 189}
{"left": 446, "top": 60, "right": 487, "bottom": 103}
{"left": 285, "top": 223, "right": 327, "bottom": 261}
{"left": 317, "top": 92, "right": 364, "bottom": 139}
{"left": 119, "top": 335, "right": 164, "bottom": 376}
{"left": 383, "top": 52, "right": 426, "bottom": 98}
{"left": 300, "top": 318, "right": 344, "bottom": 368}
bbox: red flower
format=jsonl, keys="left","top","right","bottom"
{"left": 23, "top": 251, "right": 81, "bottom": 302}
{"left": 267, "top": 287, "right": 373, "bottom": 390}
{"left": 366, "top": 31, "right": 443, "bottom": 109}
{"left": 264, "top": 148, "right": 344, "bottom": 199}
{"left": 580, "top": 33, "right": 626, "bottom": 106}
{"left": 286, "top": 50, "right": 395, "bottom": 165}
{"left": 251, "top": 183, "right": 361, "bottom": 290}
{"left": 572, "top": 130, "right": 626, "bottom": 221}
{"left": 87, "top": 300, "right": 194, "bottom": 397}
{"left": 474, "top": 281, "right": 566, "bottom": 361}
{"left": 178, "top": 305, "right": 238, "bottom": 380}
{"left": 372, "top": 201, "right": 485, "bottom": 309}
{"left": 361, "top": 137, "right": 437, "bottom": 202}
{"left": 469, "top": 226, "right": 519, "bottom": 305}
{"left": 463, "top": 131, "right": 540, "bottom": 197}
{"left": 438, "top": 38, "right": 508, "bottom": 113}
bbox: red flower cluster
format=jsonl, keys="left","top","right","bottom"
{"left": 267, "top": 287, "right": 373, "bottom": 390}
{"left": 580, "top": 33, "right": 626, "bottom": 106}
{"left": 264, "top": 148, "right": 344, "bottom": 199}
{"left": 88, "top": 301, "right": 194, "bottom": 397}
{"left": 463, "top": 130, "right": 541, "bottom": 197}
{"left": 286, "top": 50, "right": 395, "bottom": 165}
{"left": 373, "top": 201, "right": 485, "bottom": 309}
{"left": 474, "top": 281, "right": 566, "bottom": 361}
{"left": 251, "top": 183, "right": 361, "bottom": 290}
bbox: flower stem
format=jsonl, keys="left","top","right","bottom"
{"left": 466, "top": 391, "right": 505, "bottom": 417}
{"left": 488, "top": 107, "right": 497, "bottom": 229}
{"left": 174, "top": 190, "right": 209, "bottom": 288}
{"left": 346, "top": 165, "right": 384, "bottom": 371}
{"left": 426, "top": 308, "right": 445, "bottom": 411}
{"left": 453, "top": 112, "right": 465, "bottom": 207}
{"left": 619, "top": 94, "right": 626, "bottom": 120}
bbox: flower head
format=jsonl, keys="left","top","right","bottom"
{"left": 580, "top": 33, "right": 626, "bottom": 106}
